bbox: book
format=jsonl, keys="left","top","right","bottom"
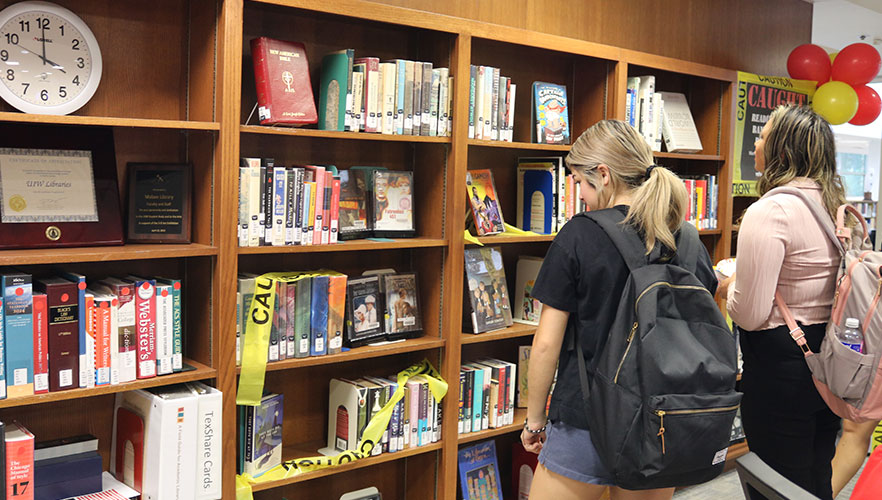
{"left": 98, "top": 278, "right": 138, "bottom": 383}
{"left": 250, "top": 37, "right": 317, "bottom": 125}
{"left": 383, "top": 273, "right": 422, "bottom": 340}
{"left": 318, "top": 50, "right": 351, "bottom": 131}
{"left": 658, "top": 91, "right": 703, "bottom": 153}
{"left": 458, "top": 440, "right": 502, "bottom": 500}
{"left": 464, "top": 246, "right": 513, "bottom": 333}
{"left": 310, "top": 275, "right": 330, "bottom": 356}
{"left": 126, "top": 276, "right": 157, "bottom": 379}
{"left": 6, "top": 421, "right": 34, "bottom": 500}
{"left": 155, "top": 282, "right": 174, "bottom": 375}
{"left": 156, "top": 277, "right": 183, "bottom": 372}
{"left": 345, "top": 275, "right": 384, "bottom": 346}
{"left": 326, "top": 271, "right": 348, "bottom": 354}
{"left": 291, "top": 275, "right": 312, "bottom": 359}
{"left": 185, "top": 381, "right": 223, "bottom": 500}
{"left": 466, "top": 170, "right": 505, "bottom": 236}
{"left": 34, "top": 450, "right": 102, "bottom": 500}
{"left": 372, "top": 170, "right": 415, "bottom": 238}
{"left": 531, "top": 82, "right": 569, "bottom": 144}
{"left": 34, "top": 434, "right": 98, "bottom": 461}
{"left": 31, "top": 293, "right": 48, "bottom": 394}
{"left": 516, "top": 158, "right": 558, "bottom": 234}
{"left": 3, "top": 272, "right": 34, "bottom": 398}
{"left": 513, "top": 256, "right": 544, "bottom": 325}
{"left": 243, "top": 393, "right": 283, "bottom": 477}
{"left": 354, "top": 57, "right": 380, "bottom": 133}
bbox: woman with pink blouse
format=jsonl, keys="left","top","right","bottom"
{"left": 719, "top": 105, "right": 846, "bottom": 500}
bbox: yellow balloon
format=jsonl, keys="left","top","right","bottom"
{"left": 812, "top": 81, "right": 858, "bottom": 125}
{"left": 829, "top": 52, "right": 838, "bottom": 65}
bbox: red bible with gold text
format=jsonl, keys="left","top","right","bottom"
{"left": 251, "top": 37, "right": 318, "bottom": 126}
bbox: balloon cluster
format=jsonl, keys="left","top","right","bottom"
{"left": 787, "top": 43, "right": 882, "bottom": 125}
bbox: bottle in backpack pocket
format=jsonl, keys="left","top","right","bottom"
{"left": 839, "top": 317, "right": 864, "bottom": 354}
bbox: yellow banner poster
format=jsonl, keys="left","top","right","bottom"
{"left": 733, "top": 72, "right": 817, "bottom": 197}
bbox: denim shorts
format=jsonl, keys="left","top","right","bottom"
{"left": 538, "top": 420, "right": 615, "bottom": 486}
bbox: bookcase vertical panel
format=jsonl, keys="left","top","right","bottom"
{"left": 572, "top": 58, "right": 614, "bottom": 135}
{"left": 188, "top": 0, "right": 220, "bottom": 123}
{"left": 188, "top": 132, "right": 218, "bottom": 246}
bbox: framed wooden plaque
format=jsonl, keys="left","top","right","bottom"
{"left": 126, "top": 163, "right": 192, "bottom": 243}
{"left": 0, "top": 123, "right": 123, "bottom": 250}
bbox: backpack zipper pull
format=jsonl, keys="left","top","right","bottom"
{"left": 656, "top": 410, "right": 666, "bottom": 454}
{"left": 628, "top": 321, "right": 638, "bottom": 342}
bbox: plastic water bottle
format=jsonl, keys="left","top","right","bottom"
{"left": 839, "top": 317, "right": 864, "bottom": 353}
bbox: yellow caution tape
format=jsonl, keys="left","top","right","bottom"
{"left": 502, "top": 222, "right": 541, "bottom": 236}
{"left": 236, "top": 359, "right": 447, "bottom": 499}
{"left": 236, "top": 272, "right": 314, "bottom": 406}
{"left": 873, "top": 419, "right": 882, "bottom": 451}
{"left": 463, "top": 229, "right": 483, "bottom": 246}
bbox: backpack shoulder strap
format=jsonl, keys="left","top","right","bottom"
{"left": 765, "top": 186, "right": 843, "bottom": 254}
{"left": 583, "top": 209, "right": 647, "bottom": 271}
{"left": 672, "top": 222, "right": 701, "bottom": 273}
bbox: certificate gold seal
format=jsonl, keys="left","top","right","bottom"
{"left": 8, "top": 195, "right": 25, "bottom": 212}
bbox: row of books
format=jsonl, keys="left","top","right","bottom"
{"left": 237, "top": 160, "right": 415, "bottom": 247}
{"left": 323, "top": 374, "right": 442, "bottom": 457}
{"left": 458, "top": 359, "right": 517, "bottom": 434}
{"left": 250, "top": 37, "right": 453, "bottom": 137}
{"left": 0, "top": 271, "right": 183, "bottom": 400}
{"left": 626, "top": 75, "right": 703, "bottom": 153}
{"left": 236, "top": 270, "right": 422, "bottom": 365}
{"left": 112, "top": 383, "right": 223, "bottom": 500}
{"left": 467, "top": 65, "right": 517, "bottom": 142}
{"left": 684, "top": 174, "right": 720, "bottom": 230}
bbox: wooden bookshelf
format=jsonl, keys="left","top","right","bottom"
{"left": 0, "top": 0, "right": 753, "bottom": 498}
{"left": 458, "top": 408, "right": 527, "bottom": 444}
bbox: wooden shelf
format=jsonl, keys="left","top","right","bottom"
{"left": 0, "top": 359, "right": 215, "bottom": 409}
{"left": 462, "top": 324, "right": 536, "bottom": 344}
{"left": 699, "top": 229, "right": 722, "bottom": 236}
{"left": 653, "top": 152, "right": 723, "bottom": 161}
{"left": 0, "top": 112, "right": 219, "bottom": 131}
{"left": 239, "top": 337, "right": 446, "bottom": 373}
{"left": 470, "top": 234, "right": 556, "bottom": 245}
{"left": 458, "top": 408, "right": 527, "bottom": 444}
{"left": 241, "top": 125, "right": 451, "bottom": 143}
{"left": 250, "top": 440, "right": 443, "bottom": 491}
{"left": 0, "top": 243, "right": 218, "bottom": 266}
{"left": 239, "top": 238, "right": 447, "bottom": 254}
{"left": 468, "top": 139, "right": 570, "bottom": 151}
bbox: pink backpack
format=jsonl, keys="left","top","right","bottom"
{"left": 769, "top": 187, "right": 882, "bottom": 421}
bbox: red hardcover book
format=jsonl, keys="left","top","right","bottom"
{"left": 330, "top": 176, "right": 341, "bottom": 244}
{"left": 31, "top": 293, "right": 48, "bottom": 394}
{"left": 127, "top": 277, "right": 157, "bottom": 379}
{"left": 35, "top": 278, "right": 79, "bottom": 392}
{"left": 98, "top": 278, "right": 137, "bottom": 383}
{"left": 250, "top": 37, "right": 317, "bottom": 126}
{"left": 92, "top": 294, "right": 113, "bottom": 386}
{"left": 322, "top": 171, "right": 334, "bottom": 244}
{"left": 6, "top": 421, "right": 34, "bottom": 500}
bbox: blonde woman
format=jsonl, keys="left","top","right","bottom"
{"left": 521, "top": 120, "right": 717, "bottom": 500}
{"left": 718, "top": 105, "right": 845, "bottom": 499}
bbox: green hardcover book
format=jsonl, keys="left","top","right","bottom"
{"left": 318, "top": 51, "right": 351, "bottom": 131}
{"left": 294, "top": 276, "right": 313, "bottom": 358}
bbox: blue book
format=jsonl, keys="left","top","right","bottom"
{"left": 471, "top": 367, "right": 483, "bottom": 432}
{"left": 531, "top": 81, "right": 569, "bottom": 145}
{"left": 59, "top": 272, "right": 88, "bottom": 388}
{"left": 3, "top": 271, "right": 33, "bottom": 397}
{"left": 35, "top": 450, "right": 102, "bottom": 500}
{"left": 517, "top": 164, "right": 554, "bottom": 234}
{"left": 458, "top": 440, "right": 503, "bottom": 500}
{"left": 310, "top": 275, "right": 330, "bottom": 356}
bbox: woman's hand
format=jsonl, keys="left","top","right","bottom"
{"left": 521, "top": 421, "right": 547, "bottom": 454}
{"left": 716, "top": 273, "right": 735, "bottom": 302}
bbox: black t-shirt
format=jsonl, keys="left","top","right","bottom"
{"left": 531, "top": 206, "right": 718, "bottom": 429}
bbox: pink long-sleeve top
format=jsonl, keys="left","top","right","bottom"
{"left": 727, "top": 178, "right": 840, "bottom": 331}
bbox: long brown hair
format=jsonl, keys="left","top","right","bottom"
{"left": 566, "top": 120, "right": 687, "bottom": 253}
{"left": 757, "top": 105, "right": 846, "bottom": 220}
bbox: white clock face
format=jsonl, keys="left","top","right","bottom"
{"left": 0, "top": 2, "right": 101, "bottom": 115}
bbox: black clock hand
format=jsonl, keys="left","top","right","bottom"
{"left": 12, "top": 41, "right": 67, "bottom": 73}
{"left": 41, "top": 22, "right": 46, "bottom": 65}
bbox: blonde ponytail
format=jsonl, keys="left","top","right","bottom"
{"left": 566, "top": 120, "right": 687, "bottom": 253}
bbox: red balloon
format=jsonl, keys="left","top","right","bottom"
{"left": 832, "top": 43, "right": 882, "bottom": 86}
{"left": 787, "top": 44, "right": 832, "bottom": 83}
{"left": 849, "top": 85, "right": 882, "bottom": 125}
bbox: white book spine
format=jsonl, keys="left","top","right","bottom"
{"left": 507, "top": 83, "right": 517, "bottom": 142}
{"left": 381, "top": 62, "right": 396, "bottom": 134}
{"left": 109, "top": 297, "right": 120, "bottom": 385}
{"left": 482, "top": 66, "right": 493, "bottom": 139}
{"left": 437, "top": 68, "right": 449, "bottom": 137}
{"left": 247, "top": 161, "right": 261, "bottom": 247}
{"left": 156, "top": 286, "right": 174, "bottom": 375}
{"left": 238, "top": 167, "right": 249, "bottom": 247}
{"left": 395, "top": 60, "right": 406, "bottom": 135}
{"left": 490, "top": 68, "right": 500, "bottom": 140}
{"left": 429, "top": 68, "right": 441, "bottom": 137}
{"left": 193, "top": 385, "right": 223, "bottom": 500}
{"left": 272, "top": 166, "right": 287, "bottom": 246}
{"left": 474, "top": 66, "right": 484, "bottom": 140}
{"left": 351, "top": 71, "right": 364, "bottom": 134}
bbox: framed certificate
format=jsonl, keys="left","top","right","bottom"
{"left": 0, "top": 123, "right": 123, "bottom": 249}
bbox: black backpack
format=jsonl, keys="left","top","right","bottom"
{"left": 575, "top": 210, "right": 742, "bottom": 490}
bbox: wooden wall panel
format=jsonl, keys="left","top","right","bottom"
{"left": 370, "top": 0, "right": 813, "bottom": 75}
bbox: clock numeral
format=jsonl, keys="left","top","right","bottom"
{"left": 59, "top": 86, "right": 67, "bottom": 98}
{"left": 0, "top": 50, "right": 7, "bottom": 62}
{"left": 77, "top": 57, "right": 84, "bottom": 69}
{"left": 36, "top": 18, "right": 50, "bottom": 30}
{"left": 72, "top": 75, "right": 80, "bottom": 86}
{"left": 71, "top": 39, "right": 80, "bottom": 50}
{"left": 19, "top": 20, "right": 29, "bottom": 32}
{"left": 21, "top": 83, "right": 28, "bottom": 94}
{"left": 5, "top": 33, "right": 19, "bottom": 44}
{"left": 40, "top": 89, "right": 48, "bottom": 101}
{"left": 6, "top": 69, "right": 13, "bottom": 81}
{"left": 59, "top": 24, "right": 64, "bottom": 36}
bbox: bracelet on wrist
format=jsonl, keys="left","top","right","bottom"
{"left": 523, "top": 417, "right": 547, "bottom": 434}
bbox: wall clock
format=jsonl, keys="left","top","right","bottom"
{"left": 0, "top": 1, "right": 102, "bottom": 115}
